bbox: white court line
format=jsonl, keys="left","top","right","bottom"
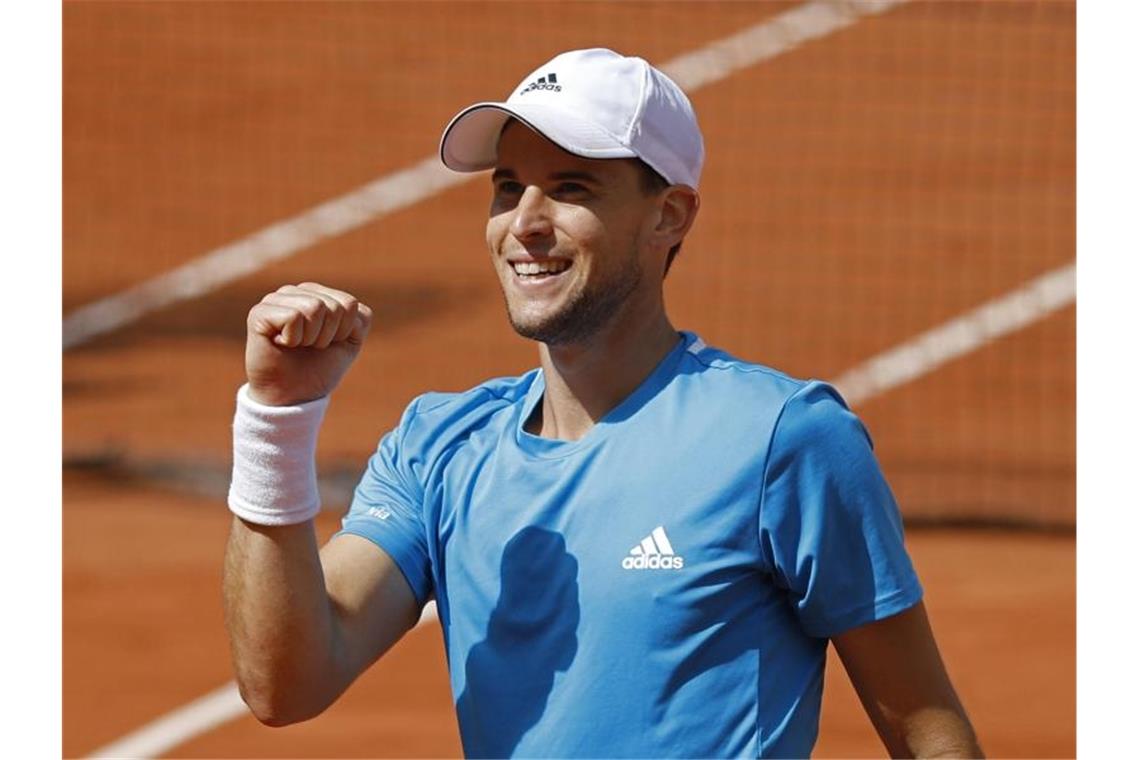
{"left": 661, "top": 0, "right": 905, "bottom": 88}
{"left": 833, "top": 263, "right": 1076, "bottom": 406}
{"left": 61, "top": 0, "right": 906, "bottom": 352}
{"left": 85, "top": 683, "right": 246, "bottom": 760}
{"left": 81, "top": 1, "right": 915, "bottom": 756}
{"left": 85, "top": 603, "right": 439, "bottom": 759}
{"left": 61, "top": 158, "right": 467, "bottom": 350}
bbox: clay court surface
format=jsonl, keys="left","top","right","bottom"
{"left": 63, "top": 1, "right": 1074, "bottom": 757}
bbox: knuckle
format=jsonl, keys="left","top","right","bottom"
{"left": 299, "top": 300, "right": 324, "bottom": 320}
{"left": 247, "top": 303, "right": 272, "bottom": 326}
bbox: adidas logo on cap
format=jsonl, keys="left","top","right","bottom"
{"left": 621, "top": 526, "right": 684, "bottom": 570}
{"left": 519, "top": 72, "right": 561, "bottom": 94}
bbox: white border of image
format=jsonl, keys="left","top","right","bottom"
{"left": 1077, "top": 1, "right": 1138, "bottom": 754}
{"left": 4, "top": 1, "right": 62, "bottom": 755}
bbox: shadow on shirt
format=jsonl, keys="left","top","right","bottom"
{"left": 456, "top": 526, "right": 580, "bottom": 757}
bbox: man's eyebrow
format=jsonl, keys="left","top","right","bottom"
{"left": 549, "top": 171, "right": 601, "bottom": 184}
{"left": 490, "top": 168, "right": 601, "bottom": 184}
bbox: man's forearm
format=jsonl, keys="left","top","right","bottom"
{"left": 222, "top": 516, "right": 351, "bottom": 726}
{"left": 901, "top": 705, "right": 983, "bottom": 759}
{"left": 834, "top": 603, "right": 983, "bottom": 759}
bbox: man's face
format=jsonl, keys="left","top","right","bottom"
{"left": 486, "top": 122, "right": 663, "bottom": 346}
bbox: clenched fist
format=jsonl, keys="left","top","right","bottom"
{"left": 245, "top": 282, "right": 373, "bottom": 406}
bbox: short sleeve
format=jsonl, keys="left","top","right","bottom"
{"left": 757, "top": 381, "right": 922, "bottom": 638}
{"left": 336, "top": 399, "right": 434, "bottom": 608}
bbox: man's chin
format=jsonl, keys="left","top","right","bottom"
{"left": 508, "top": 313, "right": 572, "bottom": 345}
{"left": 506, "top": 304, "right": 590, "bottom": 346}
{"left": 502, "top": 273, "right": 636, "bottom": 347}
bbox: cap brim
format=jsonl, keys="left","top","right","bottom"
{"left": 439, "top": 102, "right": 636, "bottom": 173}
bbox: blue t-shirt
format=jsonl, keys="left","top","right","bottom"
{"left": 339, "top": 332, "right": 922, "bottom": 758}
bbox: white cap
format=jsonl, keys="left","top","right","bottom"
{"left": 439, "top": 48, "right": 704, "bottom": 189}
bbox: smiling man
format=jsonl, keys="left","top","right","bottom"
{"left": 223, "top": 49, "right": 982, "bottom": 758}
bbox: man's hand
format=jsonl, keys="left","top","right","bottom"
{"left": 245, "top": 282, "right": 373, "bottom": 406}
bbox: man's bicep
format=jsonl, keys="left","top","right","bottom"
{"left": 832, "top": 601, "right": 981, "bottom": 757}
{"left": 320, "top": 533, "right": 423, "bottom": 678}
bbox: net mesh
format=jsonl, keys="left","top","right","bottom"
{"left": 63, "top": 1, "right": 1075, "bottom": 529}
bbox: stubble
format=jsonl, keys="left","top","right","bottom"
{"left": 504, "top": 254, "right": 643, "bottom": 346}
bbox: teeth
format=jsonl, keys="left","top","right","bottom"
{"left": 513, "top": 260, "right": 570, "bottom": 276}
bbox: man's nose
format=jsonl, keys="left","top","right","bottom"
{"left": 510, "top": 186, "right": 554, "bottom": 242}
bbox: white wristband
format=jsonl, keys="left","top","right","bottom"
{"left": 228, "top": 384, "right": 330, "bottom": 526}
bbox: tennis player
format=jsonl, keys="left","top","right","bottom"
{"left": 223, "top": 48, "right": 982, "bottom": 757}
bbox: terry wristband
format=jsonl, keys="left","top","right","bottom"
{"left": 228, "top": 383, "right": 330, "bottom": 525}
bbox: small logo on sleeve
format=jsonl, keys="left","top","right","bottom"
{"left": 621, "top": 526, "right": 684, "bottom": 570}
{"left": 367, "top": 506, "right": 392, "bottom": 520}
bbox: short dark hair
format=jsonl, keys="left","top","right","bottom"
{"left": 633, "top": 160, "right": 683, "bottom": 276}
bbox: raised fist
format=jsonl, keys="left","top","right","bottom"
{"left": 244, "top": 282, "right": 373, "bottom": 406}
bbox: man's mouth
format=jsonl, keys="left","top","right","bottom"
{"left": 510, "top": 259, "right": 572, "bottom": 279}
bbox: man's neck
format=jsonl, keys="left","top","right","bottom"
{"left": 527, "top": 311, "right": 680, "bottom": 441}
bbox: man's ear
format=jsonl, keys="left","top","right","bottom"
{"left": 653, "top": 186, "right": 700, "bottom": 249}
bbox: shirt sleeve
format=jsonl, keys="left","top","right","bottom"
{"left": 757, "top": 381, "right": 922, "bottom": 638}
{"left": 336, "top": 398, "right": 434, "bottom": 608}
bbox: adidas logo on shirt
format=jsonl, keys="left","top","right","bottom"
{"left": 519, "top": 72, "right": 561, "bottom": 94}
{"left": 621, "top": 526, "right": 684, "bottom": 570}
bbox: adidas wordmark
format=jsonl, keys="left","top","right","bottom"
{"left": 520, "top": 72, "right": 561, "bottom": 94}
{"left": 622, "top": 526, "right": 684, "bottom": 570}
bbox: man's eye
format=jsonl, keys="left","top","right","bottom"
{"left": 496, "top": 181, "right": 525, "bottom": 195}
{"left": 553, "top": 182, "right": 588, "bottom": 197}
